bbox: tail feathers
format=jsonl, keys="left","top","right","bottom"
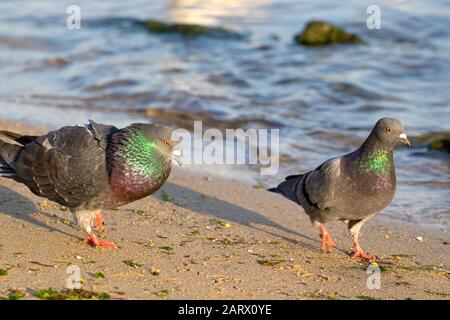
{"left": 0, "top": 160, "right": 15, "bottom": 177}
{"left": 0, "top": 130, "right": 37, "bottom": 145}
{"left": 285, "top": 173, "right": 303, "bottom": 180}
{"left": 268, "top": 174, "right": 304, "bottom": 203}
{"left": 0, "top": 139, "right": 23, "bottom": 178}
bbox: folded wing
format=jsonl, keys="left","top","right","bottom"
{"left": 13, "top": 124, "right": 115, "bottom": 208}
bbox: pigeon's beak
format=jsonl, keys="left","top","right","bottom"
{"left": 399, "top": 133, "right": 410, "bottom": 147}
{"left": 171, "top": 149, "right": 182, "bottom": 166}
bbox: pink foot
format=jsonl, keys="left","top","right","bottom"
{"left": 351, "top": 250, "right": 375, "bottom": 260}
{"left": 351, "top": 241, "right": 375, "bottom": 260}
{"left": 83, "top": 232, "right": 118, "bottom": 249}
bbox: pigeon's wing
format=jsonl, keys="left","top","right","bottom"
{"left": 303, "top": 157, "right": 342, "bottom": 210}
{"left": 14, "top": 125, "right": 113, "bottom": 208}
{"left": 86, "top": 120, "right": 118, "bottom": 149}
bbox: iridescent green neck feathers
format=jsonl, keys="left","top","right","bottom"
{"left": 359, "top": 148, "right": 393, "bottom": 173}
{"left": 122, "top": 129, "right": 167, "bottom": 180}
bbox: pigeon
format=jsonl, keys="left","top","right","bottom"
{"left": 269, "top": 117, "right": 410, "bottom": 259}
{"left": 0, "top": 120, "right": 181, "bottom": 248}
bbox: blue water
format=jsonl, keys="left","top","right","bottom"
{"left": 0, "top": 0, "right": 448, "bottom": 228}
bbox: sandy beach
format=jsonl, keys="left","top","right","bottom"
{"left": 0, "top": 120, "right": 448, "bottom": 300}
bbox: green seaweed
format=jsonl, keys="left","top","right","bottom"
{"left": 186, "top": 229, "right": 200, "bottom": 237}
{"left": 391, "top": 254, "right": 415, "bottom": 259}
{"left": 395, "top": 281, "right": 411, "bottom": 286}
{"left": 257, "top": 258, "right": 286, "bottom": 267}
{"left": 0, "top": 268, "right": 8, "bottom": 276}
{"left": 301, "top": 291, "right": 340, "bottom": 300}
{"left": 0, "top": 290, "right": 26, "bottom": 300}
{"left": 93, "top": 272, "right": 105, "bottom": 279}
{"left": 349, "top": 265, "right": 390, "bottom": 272}
{"left": 153, "top": 289, "right": 170, "bottom": 299}
{"left": 135, "top": 209, "right": 146, "bottom": 216}
{"left": 35, "top": 288, "right": 109, "bottom": 300}
{"left": 159, "top": 246, "right": 175, "bottom": 254}
{"left": 357, "top": 295, "right": 379, "bottom": 300}
{"left": 160, "top": 191, "right": 173, "bottom": 202}
{"left": 424, "top": 290, "right": 450, "bottom": 297}
{"left": 123, "top": 260, "right": 143, "bottom": 269}
{"left": 134, "top": 239, "right": 155, "bottom": 249}
{"left": 208, "top": 218, "right": 232, "bottom": 229}
{"left": 201, "top": 236, "right": 245, "bottom": 246}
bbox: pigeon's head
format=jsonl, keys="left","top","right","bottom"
{"left": 126, "top": 123, "right": 182, "bottom": 166}
{"left": 372, "top": 117, "right": 410, "bottom": 147}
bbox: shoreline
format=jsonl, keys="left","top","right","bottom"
{"left": 0, "top": 119, "right": 448, "bottom": 300}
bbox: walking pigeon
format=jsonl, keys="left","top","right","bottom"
{"left": 0, "top": 120, "right": 181, "bottom": 248}
{"left": 269, "top": 117, "right": 410, "bottom": 259}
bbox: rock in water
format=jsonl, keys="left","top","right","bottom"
{"left": 0, "top": 120, "right": 181, "bottom": 249}
{"left": 295, "top": 20, "right": 361, "bottom": 46}
{"left": 269, "top": 117, "right": 410, "bottom": 259}
{"left": 409, "top": 131, "right": 450, "bottom": 153}
{"left": 428, "top": 139, "right": 450, "bottom": 153}
{"left": 138, "top": 19, "right": 243, "bottom": 39}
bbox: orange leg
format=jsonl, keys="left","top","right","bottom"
{"left": 95, "top": 211, "right": 105, "bottom": 233}
{"left": 318, "top": 223, "right": 334, "bottom": 253}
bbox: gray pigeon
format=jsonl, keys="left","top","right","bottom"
{"left": 0, "top": 120, "right": 181, "bottom": 248}
{"left": 269, "top": 117, "right": 410, "bottom": 259}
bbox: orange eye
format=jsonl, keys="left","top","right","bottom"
{"left": 385, "top": 127, "right": 392, "bottom": 134}
{"left": 163, "top": 140, "right": 170, "bottom": 146}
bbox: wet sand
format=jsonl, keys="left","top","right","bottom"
{"left": 0, "top": 120, "right": 448, "bottom": 300}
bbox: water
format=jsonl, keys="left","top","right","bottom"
{"left": 0, "top": 0, "right": 448, "bottom": 229}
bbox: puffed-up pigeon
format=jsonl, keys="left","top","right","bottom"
{"left": 0, "top": 120, "right": 181, "bottom": 248}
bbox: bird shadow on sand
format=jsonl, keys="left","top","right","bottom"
{"left": 0, "top": 186, "right": 76, "bottom": 239}
{"left": 161, "top": 182, "right": 328, "bottom": 252}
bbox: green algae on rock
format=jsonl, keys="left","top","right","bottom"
{"left": 138, "top": 19, "right": 243, "bottom": 39}
{"left": 428, "top": 139, "right": 450, "bottom": 153}
{"left": 410, "top": 131, "right": 450, "bottom": 153}
{"left": 295, "top": 21, "right": 361, "bottom": 46}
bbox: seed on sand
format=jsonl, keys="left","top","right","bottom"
{"left": 150, "top": 267, "right": 160, "bottom": 276}
{"left": 154, "top": 289, "right": 169, "bottom": 299}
